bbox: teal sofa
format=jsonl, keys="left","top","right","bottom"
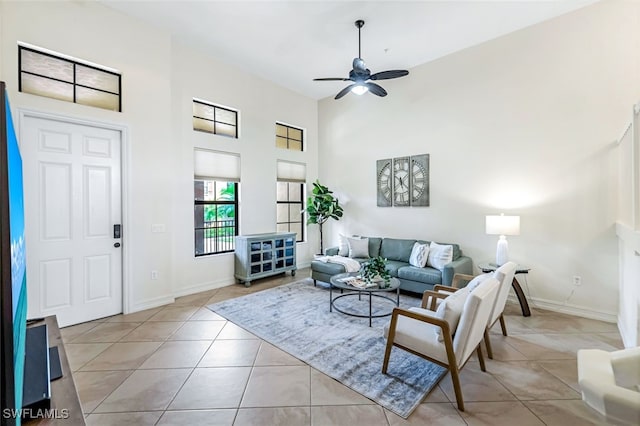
{"left": 310, "top": 237, "right": 473, "bottom": 294}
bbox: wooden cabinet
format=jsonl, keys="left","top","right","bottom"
{"left": 234, "top": 232, "right": 297, "bottom": 286}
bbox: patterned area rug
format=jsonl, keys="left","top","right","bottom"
{"left": 207, "top": 279, "right": 446, "bottom": 418}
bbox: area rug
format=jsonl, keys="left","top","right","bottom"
{"left": 207, "top": 279, "right": 446, "bottom": 418}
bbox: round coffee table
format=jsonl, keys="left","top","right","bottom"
{"left": 329, "top": 272, "right": 401, "bottom": 327}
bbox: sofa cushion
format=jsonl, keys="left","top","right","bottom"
{"left": 398, "top": 266, "right": 442, "bottom": 285}
{"left": 380, "top": 238, "right": 416, "bottom": 262}
{"left": 383, "top": 260, "right": 408, "bottom": 277}
{"left": 310, "top": 260, "right": 345, "bottom": 276}
{"left": 368, "top": 237, "right": 383, "bottom": 258}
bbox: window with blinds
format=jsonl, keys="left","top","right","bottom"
{"left": 19, "top": 45, "right": 121, "bottom": 111}
{"left": 276, "top": 123, "right": 303, "bottom": 151}
{"left": 194, "top": 149, "right": 240, "bottom": 256}
{"left": 276, "top": 161, "right": 306, "bottom": 242}
{"left": 193, "top": 99, "right": 238, "bottom": 138}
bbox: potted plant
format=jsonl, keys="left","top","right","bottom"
{"left": 361, "top": 256, "right": 391, "bottom": 287}
{"left": 306, "top": 180, "right": 344, "bottom": 255}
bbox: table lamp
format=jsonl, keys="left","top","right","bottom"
{"left": 485, "top": 214, "right": 520, "bottom": 266}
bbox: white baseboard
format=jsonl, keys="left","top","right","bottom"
{"left": 516, "top": 295, "right": 617, "bottom": 323}
{"left": 173, "top": 277, "right": 236, "bottom": 298}
{"left": 128, "top": 295, "right": 175, "bottom": 314}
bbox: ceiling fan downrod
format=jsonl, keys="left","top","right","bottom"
{"left": 355, "top": 20, "right": 364, "bottom": 59}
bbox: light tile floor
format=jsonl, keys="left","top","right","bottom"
{"left": 61, "top": 268, "right": 624, "bottom": 425}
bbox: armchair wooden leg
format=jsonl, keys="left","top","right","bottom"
{"left": 313, "top": 279, "right": 317, "bottom": 287}
{"left": 382, "top": 340, "right": 393, "bottom": 374}
{"left": 484, "top": 329, "right": 494, "bottom": 360}
{"left": 499, "top": 314, "right": 508, "bottom": 336}
{"left": 450, "top": 367, "right": 465, "bottom": 411}
{"left": 477, "top": 344, "right": 486, "bottom": 372}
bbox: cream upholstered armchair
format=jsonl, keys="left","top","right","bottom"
{"left": 577, "top": 347, "right": 640, "bottom": 425}
{"left": 440, "top": 261, "right": 517, "bottom": 359}
{"left": 382, "top": 277, "right": 500, "bottom": 411}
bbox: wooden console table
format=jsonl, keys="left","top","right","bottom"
{"left": 24, "top": 316, "right": 85, "bottom": 425}
{"left": 478, "top": 262, "right": 532, "bottom": 317}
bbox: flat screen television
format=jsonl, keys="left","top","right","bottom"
{"left": 1, "top": 81, "right": 28, "bottom": 426}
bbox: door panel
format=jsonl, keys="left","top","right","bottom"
{"left": 22, "top": 115, "right": 122, "bottom": 326}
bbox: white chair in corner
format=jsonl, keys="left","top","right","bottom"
{"left": 577, "top": 347, "right": 640, "bottom": 425}
{"left": 442, "top": 261, "right": 517, "bottom": 359}
{"left": 382, "top": 277, "right": 500, "bottom": 411}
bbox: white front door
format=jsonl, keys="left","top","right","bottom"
{"left": 21, "top": 114, "right": 122, "bottom": 327}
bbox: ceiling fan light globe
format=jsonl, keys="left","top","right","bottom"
{"left": 351, "top": 85, "right": 369, "bottom": 95}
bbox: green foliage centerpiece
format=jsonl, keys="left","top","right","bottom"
{"left": 361, "top": 256, "right": 391, "bottom": 287}
{"left": 306, "top": 180, "right": 344, "bottom": 254}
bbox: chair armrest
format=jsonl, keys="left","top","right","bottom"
{"left": 442, "top": 256, "right": 473, "bottom": 286}
{"left": 390, "top": 307, "right": 451, "bottom": 336}
{"left": 611, "top": 347, "right": 640, "bottom": 389}
{"left": 451, "top": 273, "right": 476, "bottom": 289}
{"left": 434, "top": 284, "right": 460, "bottom": 293}
{"left": 421, "top": 290, "right": 450, "bottom": 310}
{"left": 325, "top": 247, "right": 339, "bottom": 256}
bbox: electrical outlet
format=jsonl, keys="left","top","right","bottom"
{"left": 151, "top": 270, "right": 158, "bottom": 280}
{"left": 573, "top": 275, "right": 581, "bottom": 286}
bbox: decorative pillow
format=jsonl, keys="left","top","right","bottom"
{"left": 338, "top": 234, "right": 354, "bottom": 257}
{"left": 409, "top": 242, "right": 429, "bottom": 268}
{"left": 427, "top": 242, "right": 453, "bottom": 271}
{"left": 434, "top": 287, "right": 470, "bottom": 341}
{"left": 348, "top": 237, "right": 369, "bottom": 258}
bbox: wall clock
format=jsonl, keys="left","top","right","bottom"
{"left": 376, "top": 159, "right": 392, "bottom": 207}
{"left": 393, "top": 157, "right": 410, "bottom": 206}
{"left": 410, "top": 154, "right": 429, "bottom": 206}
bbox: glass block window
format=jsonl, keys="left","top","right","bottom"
{"left": 19, "top": 45, "right": 121, "bottom": 111}
{"left": 276, "top": 123, "right": 303, "bottom": 151}
{"left": 193, "top": 99, "right": 238, "bottom": 138}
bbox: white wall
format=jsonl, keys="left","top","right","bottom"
{"left": 0, "top": 0, "right": 318, "bottom": 315}
{"left": 169, "top": 41, "right": 318, "bottom": 296}
{"left": 318, "top": 0, "right": 640, "bottom": 321}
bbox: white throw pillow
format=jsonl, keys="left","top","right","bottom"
{"left": 434, "top": 287, "right": 470, "bottom": 341}
{"left": 427, "top": 242, "right": 453, "bottom": 271}
{"left": 338, "top": 234, "right": 354, "bottom": 257}
{"left": 348, "top": 237, "right": 369, "bottom": 258}
{"left": 409, "top": 242, "right": 429, "bottom": 268}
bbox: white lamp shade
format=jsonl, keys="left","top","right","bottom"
{"left": 486, "top": 215, "right": 520, "bottom": 236}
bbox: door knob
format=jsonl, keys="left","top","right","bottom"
{"left": 114, "top": 242, "right": 121, "bottom": 248}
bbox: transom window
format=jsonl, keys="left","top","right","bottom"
{"left": 19, "top": 45, "right": 121, "bottom": 111}
{"left": 276, "top": 123, "right": 303, "bottom": 151}
{"left": 193, "top": 99, "right": 238, "bottom": 138}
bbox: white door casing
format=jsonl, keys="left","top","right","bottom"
{"left": 21, "top": 114, "right": 123, "bottom": 327}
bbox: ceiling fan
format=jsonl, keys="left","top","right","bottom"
{"left": 314, "top": 20, "right": 409, "bottom": 100}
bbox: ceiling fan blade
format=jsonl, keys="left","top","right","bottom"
{"left": 369, "top": 70, "right": 409, "bottom": 81}
{"left": 335, "top": 84, "right": 356, "bottom": 100}
{"left": 313, "top": 77, "right": 351, "bottom": 81}
{"left": 365, "top": 82, "right": 387, "bottom": 97}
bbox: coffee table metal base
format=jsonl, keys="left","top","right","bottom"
{"left": 329, "top": 286, "right": 400, "bottom": 327}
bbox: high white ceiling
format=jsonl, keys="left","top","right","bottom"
{"left": 101, "top": 0, "right": 595, "bottom": 100}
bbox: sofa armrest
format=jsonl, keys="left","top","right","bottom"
{"left": 442, "top": 256, "right": 473, "bottom": 286}
{"left": 325, "top": 247, "right": 339, "bottom": 256}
